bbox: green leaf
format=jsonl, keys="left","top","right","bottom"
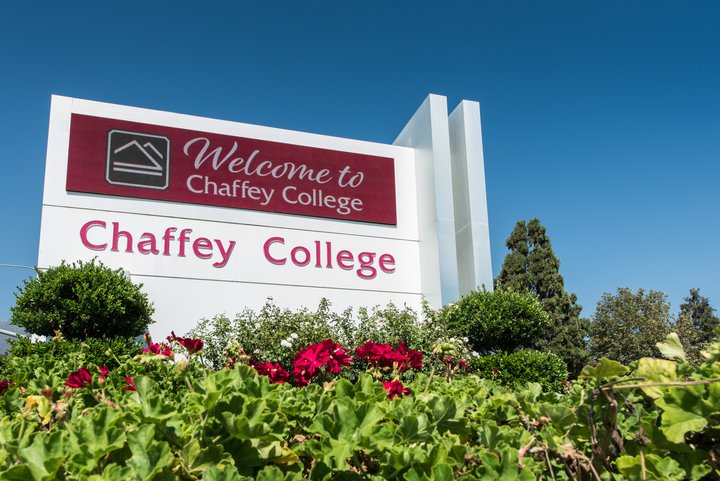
{"left": 0, "top": 465, "right": 34, "bottom": 481}
{"left": 180, "top": 439, "right": 231, "bottom": 475}
{"left": 537, "top": 404, "right": 576, "bottom": 433}
{"left": 579, "top": 358, "right": 629, "bottom": 381}
{"left": 397, "top": 414, "right": 432, "bottom": 443}
{"left": 199, "top": 465, "right": 249, "bottom": 481}
{"left": 88, "top": 464, "right": 134, "bottom": 481}
{"left": 126, "top": 425, "right": 173, "bottom": 480}
{"left": 637, "top": 358, "right": 677, "bottom": 399}
{"left": 617, "top": 453, "right": 686, "bottom": 480}
{"left": 656, "top": 333, "right": 687, "bottom": 363}
{"left": 656, "top": 386, "right": 708, "bottom": 443}
{"left": 255, "top": 466, "right": 304, "bottom": 481}
{"left": 17, "top": 431, "right": 65, "bottom": 481}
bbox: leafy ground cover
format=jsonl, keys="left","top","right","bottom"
{"left": 0, "top": 332, "right": 719, "bottom": 480}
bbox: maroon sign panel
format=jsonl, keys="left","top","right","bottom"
{"left": 66, "top": 114, "right": 397, "bottom": 225}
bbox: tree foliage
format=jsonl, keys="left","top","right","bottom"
{"left": 589, "top": 287, "right": 672, "bottom": 364}
{"left": 10, "top": 259, "right": 154, "bottom": 340}
{"left": 495, "top": 218, "right": 589, "bottom": 376}
{"left": 675, "top": 288, "right": 720, "bottom": 365}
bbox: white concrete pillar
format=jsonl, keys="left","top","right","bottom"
{"left": 449, "top": 100, "right": 493, "bottom": 295}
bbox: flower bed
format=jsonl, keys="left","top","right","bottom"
{"left": 0, "top": 333, "right": 719, "bottom": 480}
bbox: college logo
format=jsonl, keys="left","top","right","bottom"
{"left": 106, "top": 130, "right": 170, "bottom": 189}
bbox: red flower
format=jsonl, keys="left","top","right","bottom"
{"left": 383, "top": 379, "right": 411, "bottom": 400}
{"left": 124, "top": 377, "right": 136, "bottom": 391}
{"left": 457, "top": 359, "right": 469, "bottom": 370}
{"left": 254, "top": 362, "right": 290, "bottom": 384}
{"left": 0, "top": 380, "right": 9, "bottom": 395}
{"left": 292, "top": 339, "right": 352, "bottom": 386}
{"left": 143, "top": 342, "right": 174, "bottom": 358}
{"left": 66, "top": 367, "right": 92, "bottom": 388}
{"left": 167, "top": 331, "right": 203, "bottom": 355}
{"left": 408, "top": 349, "right": 423, "bottom": 369}
{"left": 355, "top": 341, "right": 423, "bottom": 372}
{"left": 355, "top": 341, "right": 393, "bottom": 368}
{"left": 320, "top": 339, "right": 352, "bottom": 374}
{"left": 292, "top": 342, "right": 330, "bottom": 386}
{"left": 98, "top": 366, "right": 110, "bottom": 381}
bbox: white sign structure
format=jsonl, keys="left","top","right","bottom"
{"left": 38, "top": 95, "right": 492, "bottom": 337}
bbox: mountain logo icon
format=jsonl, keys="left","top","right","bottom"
{"left": 106, "top": 130, "right": 170, "bottom": 189}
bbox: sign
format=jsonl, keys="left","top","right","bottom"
{"left": 66, "top": 114, "right": 397, "bottom": 225}
{"left": 38, "top": 95, "right": 493, "bottom": 339}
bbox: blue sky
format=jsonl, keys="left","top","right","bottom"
{"left": 1, "top": 1, "right": 719, "bottom": 331}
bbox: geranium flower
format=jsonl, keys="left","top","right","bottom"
{"left": 319, "top": 339, "right": 352, "bottom": 374}
{"left": 66, "top": 368, "right": 92, "bottom": 388}
{"left": 292, "top": 342, "right": 330, "bottom": 386}
{"left": 355, "top": 341, "right": 423, "bottom": 372}
{"left": 292, "top": 339, "right": 351, "bottom": 386}
{"left": 167, "top": 331, "right": 203, "bottom": 355}
{"left": 383, "top": 379, "right": 411, "bottom": 400}
{"left": 355, "top": 341, "right": 394, "bottom": 368}
{"left": 254, "top": 362, "right": 290, "bottom": 384}
{"left": 408, "top": 349, "right": 423, "bottom": 369}
{"left": 98, "top": 366, "right": 110, "bottom": 381}
{"left": 143, "top": 342, "right": 174, "bottom": 358}
{"left": 124, "top": 377, "right": 136, "bottom": 391}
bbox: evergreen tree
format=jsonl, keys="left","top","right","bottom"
{"left": 495, "top": 218, "right": 589, "bottom": 377}
{"left": 589, "top": 288, "right": 672, "bottom": 364}
{"left": 675, "top": 288, "right": 720, "bottom": 364}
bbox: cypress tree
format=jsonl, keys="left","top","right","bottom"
{"left": 495, "top": 218, "right": 589, "bottom": 376}
{"left": 675, "top": 288, "right": 720, "bottom": 364}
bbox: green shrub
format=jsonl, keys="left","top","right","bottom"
{"left": 443, "top": 289, "right": 549, "bottom": 353}
{"left": 189, "top": 299, "right": 448, "bottom": 371}
{"left": 0, "top": 336, "right": 142, "bottom": 377}
{"left": 472, "top": 349, "right": 568, "bottom": 392}
{"left": 10, "top": 259, "right": 154, "bottom": 339}
{"left": 352, "top": 301, "right": 447, "bottom": 353}
{"left": 190, "top": 299, "right": 356, "bottom": 370}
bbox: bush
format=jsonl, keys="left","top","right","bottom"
{"left": 472, "top": 349, "right": 568, "bottom": 392}
{"left": 10, "top": 259, "right": 154, "bottom": 340}
{"left": 443, "top": 289, "right": 549, "bottom": 353}
{"left": 0, "top": 336, "right": 142, "bottom": 377}
{"left": 190, "top": 299, "right": 356, "bottom": 369}
{"left": 189, "top": 299, "right": 449, "bottom": 371}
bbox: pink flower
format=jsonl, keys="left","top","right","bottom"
{"left": 0, "top": 380, "right": 9, "bottom": 395}
{"left": 98, "top": 366, "right": 110, "bottom": 381}
{"left": 254, "top": 362, "right": 290, "bottom": 384}
{"left": 66, "top": 368, "right": 92, "bottom": 388}
{"left": 167, "top": 331, "right": 203, "bottom": 355}
{"left": 143, "top": 342, "right": 174, "bottom": 358}
{"left": 383, "top": 379, "right": 411, "bottom": 400}
{"left": 124, "top": 377, "right": 136, "bottom": 391}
